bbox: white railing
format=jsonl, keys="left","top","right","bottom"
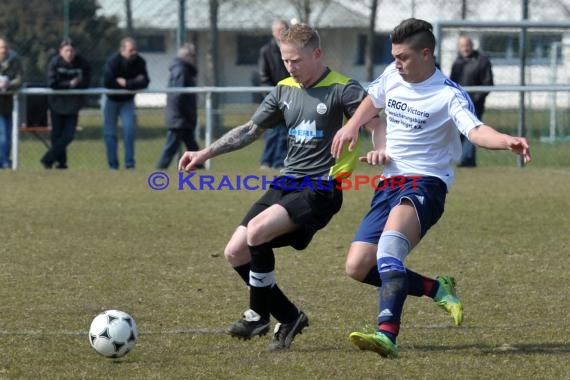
{"left": 10, "top": 86, "right": 272, "bottom": 170}
{"left": 10, "top": 84, "right": 570, "bottom": 170}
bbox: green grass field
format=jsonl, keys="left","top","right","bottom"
{"left": 1, "top": 108, "right": 570, "bottom": 379}
{"left": 14, "top": 105, "right": 570, "bottom": 171}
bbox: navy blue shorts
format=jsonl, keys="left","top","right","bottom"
{"left": 353, "top": 176, "right": 447, "bottom": 244}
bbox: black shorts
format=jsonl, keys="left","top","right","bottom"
{"left": 240, "top": 177, "right": 343, "bottom": 250}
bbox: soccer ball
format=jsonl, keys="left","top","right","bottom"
{"left": 89, "top": 309, "right": 138, "bottom": 358}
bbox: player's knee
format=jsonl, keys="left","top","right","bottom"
{"left": 245, "top": 219, "right": 269, "bottom": 246}
{"left": 223, "top": 242, "right": 250, "bottom": 266}
{"left": 345, "top": 244, "right": 377, "bottom": 281}
{"left": 345, "top": 259, "right": 368, "bottom": 281}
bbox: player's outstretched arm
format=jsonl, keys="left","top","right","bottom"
{"left": 468, "top": 124, "right": 532, "bottom": 164}
{"left": 178, "top": 120, "right": 266, "bottom": 172}
{"left": 331, "top": 96, "right": 380, "bottom": 158}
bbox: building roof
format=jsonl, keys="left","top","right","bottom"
{"left": 96, "top": 0, "right": 369, "bottom": 31}
{"left": 97, "top": 0, "right": 570, "bottom": 35}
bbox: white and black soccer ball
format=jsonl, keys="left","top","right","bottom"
{"left": 89, "top": 309, "right": 138, "bottom": 358}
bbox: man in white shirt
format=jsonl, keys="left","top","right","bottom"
{"left": 331, "top": 18, "right": 531, "bottom": 358}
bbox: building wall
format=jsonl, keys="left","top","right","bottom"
{"left": 135, "top": 28, "right": 570, "bottom": 109}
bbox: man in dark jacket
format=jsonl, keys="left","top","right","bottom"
{"left": 157, "top": 43, "right": 200, "bottom": 169}
{"left": 258, "top": 19, "right": 289, "bottom": 170}
{"left": 41, "top": 39, "right": 91, "bottom": 169}
{"left": 450, "top": 35, "right": 494, "bottom": 167}
{"left": 102, "top": 37, "right": 150, "bottom": 170}
{"left": 0, "top": 37, "right": 23, "bottom": 169}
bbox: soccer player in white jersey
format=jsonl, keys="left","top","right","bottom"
{"left": 331, "top": 18, "right": 531, "bottom": 358}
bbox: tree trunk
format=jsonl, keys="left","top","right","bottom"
{"left": 366, "top": 0, "right": 379, "bottom": 82}
{"left": 125, "top": 0, "right": 133, "bottom": 35}
{"left": 207, "top": 0, "right": 221, "bottom": 137}
{"left": 289, "top": 0, "right": 312, "bottom": 23}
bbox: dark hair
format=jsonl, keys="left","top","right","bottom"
{"left": 390, "top": 18, "right": 435, "bottom": 52}
{"left": 59, "top": 38, "right": 74, "bottom": 49}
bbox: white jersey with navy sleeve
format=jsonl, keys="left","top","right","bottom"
{"left": 368, "top": 63, "right": 483, "bottom": 190}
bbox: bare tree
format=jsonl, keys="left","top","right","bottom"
{"left": 365, "top": 0, "right": 379, "bottom": 82}
{"left": 207, "top": 0, "right": 222, "bottom": 136}
{"left": 311, "top": 0, "right": 332, "bottom": 26}
{"left": 289, "top": 0, "right": 312, "bottom": 23}
{"left": 287, "top": 0, "right": 332, "bottom": 25}
{"left": 125, "top": 0, "right": 133, "bottom": 35}
{"left": 545, "top": 0, "right": 570, "bottom": 16}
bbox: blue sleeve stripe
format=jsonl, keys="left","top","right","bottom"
{"left": 444, "top": 78, "right": 475, "bottom": 114}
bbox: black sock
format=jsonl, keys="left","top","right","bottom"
{"left": 269, "top": 285, "right": 298, "bottom": 323}
{"left": 233, "top": 261, "right": 298, "bottom": 322}
{"left": 248, "top": 243, "right": 275, "bottom": 321}
{"left": 234, "top": 263, "right": 250, "bottom": 284}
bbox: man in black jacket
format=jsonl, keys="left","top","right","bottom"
{"left": 157, "top": 43, "right": 200, "bottom": 169}
{"left": 41, "top": 39, "right": 91, "bottom": 169}
{"left": 450, "top": 35, "right": 494, "bottom": 167}
{"left": 258, "top": 19, "right": 289, "bottom": 170}
{"left": 102, "top": 37, "right": 150, "bottom": 170}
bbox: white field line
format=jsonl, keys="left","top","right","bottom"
{"left": 0, "top": 323, "right": 554, "bottom": 337}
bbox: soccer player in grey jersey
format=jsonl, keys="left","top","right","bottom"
{"left": 179, "top": 23, "right": 381, "bottom": 352}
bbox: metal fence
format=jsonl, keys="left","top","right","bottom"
{"left": 4, "top": 2, "right": 570, "bottom": 170}
{"left": 8, "top": 84, "right": 570, "bottom": 171}
{"left": 10, "top": 86, "right": 272, "bottom": 170}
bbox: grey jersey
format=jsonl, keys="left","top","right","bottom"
{"left": 251, "top": 68, "right": 367, "bottom": 179}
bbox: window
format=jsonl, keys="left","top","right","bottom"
{"left": 237, "top": 35, "right": 270, "bottom": 65}
{"left": 135, "top": 34, "right": 166, "bottom": 53}
{"left": 480, "top": 32, "right": 563, "bottom": 65}
{"left": 355, "top": 34, "right": 392, "bottom": 65}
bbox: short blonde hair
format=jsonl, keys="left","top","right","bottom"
{"left": 280, "top": 23, "right": 320, "bottom": 50}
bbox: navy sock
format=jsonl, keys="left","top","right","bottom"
{"left": 406, "top": 269, "right": 438, "bottom": 297}
{"left": 362, "top": 267, "right": 381, "bottom": 286}
{"left": 363, "top": 266, "right": 437, "bottom": 299}
{"left": 377, "top": 268, "right": 408, "bottom": 343}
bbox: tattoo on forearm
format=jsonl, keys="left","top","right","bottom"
{"left": 209, "top": 120, "right": 265, "bottom": 157}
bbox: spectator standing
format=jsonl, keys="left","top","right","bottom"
{"left": 41, "top": 39, "right": 91, "bottom": 169}
{"left": 157, "top": 43, "right": 200, "bottom": 169}
{"left": 0, "top": 37, "right": 23, "bottom": 169}
{"left": 258, "top": 19, "right": 290, "bottom": 170}
{"left": 450, "top": 35, "right": 494, "bottom": 167}
{"left": 102, "top": 37, "right": 150, "bottom": 170}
